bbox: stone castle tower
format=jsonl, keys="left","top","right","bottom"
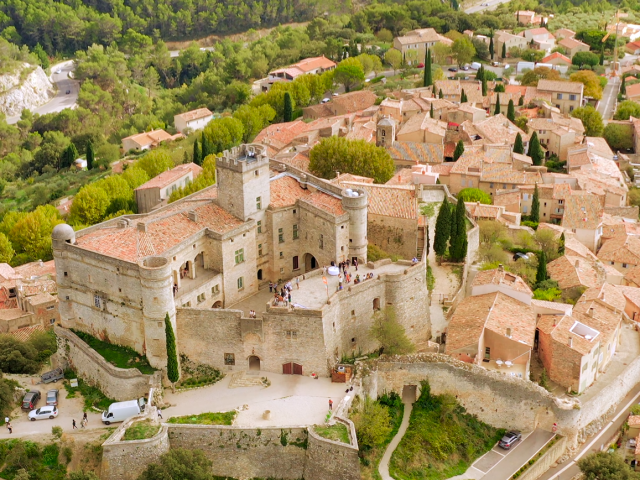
{"left": 376, "top": 117, "right": 396, "bottom": 147}
{"left": 341, "top": 189, "right": 368, "bottom": 264}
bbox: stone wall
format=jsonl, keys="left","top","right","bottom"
{"left": 519, "top": 436, "right": 567, "bottom": 480}
{"left": 304, "top": 418, "right": 360, "bottom": 480}
{"left": 52, "top": 326, "right": 160, "bottom": 401}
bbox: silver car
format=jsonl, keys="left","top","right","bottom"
{"left": 28, "top": 405, "right": 58, "bottom": 421}
{"left": 46, "top": 389, "right": 59, "bottom": 406}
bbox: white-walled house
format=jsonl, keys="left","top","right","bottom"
{"left": 174, "top": 108, "right": 214, "bottom": 134}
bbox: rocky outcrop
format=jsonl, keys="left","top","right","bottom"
{"left": 0, "top": 63, "right": 55, "bottom": 116}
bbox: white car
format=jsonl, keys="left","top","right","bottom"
{"left": 28, "top": 405, "right": 58, "bottom": 421}
{"left": 55, "top": 69, "right": 62, "bottom": 74}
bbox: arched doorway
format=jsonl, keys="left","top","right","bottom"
{"left": 249, "top": 356, "right": 261, "bottom": 371}
{"left": 304, "top": 253, "right": 318, "bottom": 272}
{"left": 257, "top": 269, "right": 263, "bottom": 280}
{"left": 212, "top": 301, "right": 222, "bottom": 308}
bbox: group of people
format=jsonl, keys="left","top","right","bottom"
{"left": 334, "top": 260, "right": 374, "bottom": 289}
{"left": 72, "top": 412, "right": 89, "bottom": 429}
{"left": 272, "top": 281, "right": 294, "bottom": 307}
{"left": 248, "top": 310, "right": 257, "bottom": 318}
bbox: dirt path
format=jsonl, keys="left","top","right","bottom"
{"left": 378, "top": 401, "right": 413, "bottom": 480}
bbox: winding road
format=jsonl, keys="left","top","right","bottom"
{"left": 6, "top": 60, "right": 79, "bottom": 125}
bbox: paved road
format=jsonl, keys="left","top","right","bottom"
{"left": 538, "top": 383, "right": 640, "bottom": 480}
{"left": 597, "top": 76, "right": 620, "bottom": 121}
{"left": 379, "top": 400, "right": 413, "bottom": 480}
{"left": 169, "top": 46, "right": 215, "bottom": 58}
{"left": 465, "top": 0, "right": 511, "bottom": 14}
{"left": 6, "top": 60, "right": 78, "bottom": 124}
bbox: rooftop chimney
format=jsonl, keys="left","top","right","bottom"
{"left": 137, "top": 222, "right": 147, "bottom": 233}
{"left": 568, "top": 336, "right": 573, "bottom": 348}
{"left": 188, "top": 210, "right": 198, "bottom": 222}
{"left": 498, "top": 264, "right": 504, "bottom": 271}
{"left": 506, "top": 327, "right": 512, "bottom": 338}
{"left": 588, "top": 307, "right": 594, "bottom": 317}
{"left": 575, "top": 259, "right": 579, "bottom": 268}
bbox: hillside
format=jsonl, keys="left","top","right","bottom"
{"left": 0, "top": 63, "right": 55, "bottom": 116}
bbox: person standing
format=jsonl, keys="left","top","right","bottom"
{"left": 72, "top": 419, "right": 77, "bottom": 429}
{"left": 328, "top": 399, "right": 333, "bottom": 411}
{"left": 4, "top": 417, "right": 8, "bottom": 428}
{"left": 354, "top": 258, "right": 358, "bottom": 271}
{"left": 296, "top": 276, "right": 300, "bottom": 289}
{"left": 158, "top": 408, "right": 163, "bottom": 420}
{"left": 7, "top": 423, "right": 11, "bottom": 434}
{"left": 83, "top": 412, "right": 88, "bottom": 424}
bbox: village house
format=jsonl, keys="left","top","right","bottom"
{"left": 547, "top": 255, "right": 603, "bottom": 290}
{"left": 537, "top": 80, "right": 584, "bottom": 114}
{"left": 557, "top": 37, "right": 591, "bottom": 58}
{"left": 515, "top": 10, "right": 541, "bottom": 25}
{"left": 135, "top": 163, "right": 203, "bottom": 214}
{"left": 174, "top": 108, "right": 213, "bottom": 134}
{"left": 392, "top": 28, "right": 453, "bottom": 59}
{"left": 561, "top": 194, "right": 604, "bottom": 252}
{"left": 554, "top": 29, "right": 576, "bottom": 40}
{"left": 494, "top": 31, "right": 530, "bottom": 59}
{"left": 121, "top": 129, "right": 182, "bottom": 152}
{"left": 302, "top": 91, "right": 377, "bottom": 120}
{"left": 520, "top": 27, "right": 556, "bottom": 52}
{"left": 541, "top": 52, "right": 572, "bottom": 67}
{"left": 626, "top": 83, "right": 640, "bottom": 102}
{"left": 520, "top": 183, "right": 572, "bottom": 221}
{"left": 597, "top": 234, "right": 640, "bottom": 274}
{"left": 395, "top": 113, "right": 447, "bottom": 145}
{"left": 526, "top": 115, "right": 584, "bottom": 160}
{"left": 259, "top": 56, "right": 336, "bottom": 92}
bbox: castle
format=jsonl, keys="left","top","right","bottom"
{"left": 52, "top": 144, "right": 430, "bottom": 376}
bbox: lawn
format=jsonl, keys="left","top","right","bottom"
{"left": 63, "top": 369, "right": 114, "bottom": 412}
{"left": 71, "top": 329, "right": 156, "bottom": 375}
{"left": 314, "top": 423, "right": 350, "bottom": 444}
{"left": 390, "top": 381, "right": 505, "bottom": 480}
{"left": 122, "top": 419, "right": 161, "bottom": 441}
{"left": 166, "top": 411, "right": 236, "bottom": 425}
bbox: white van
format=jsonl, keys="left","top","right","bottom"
{"left": 101, "top": 398, "right": 146, "bottom": 425}
{"left": 470, "top": 62, "right": 482, "bottom": 70}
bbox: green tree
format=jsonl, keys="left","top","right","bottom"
{"left": 535, "top": 251, "right": 547, "bottom": 287}
{"left": 570, "top": 70, "right": 603, "bottom": 100}
{"left": 192, "top": 138, "right": 201, "bottom": 166}
{"left": 385, "top": 49, "right": 403, "bottom": 74}
{"left": 519, "top": 95, "right": 524, "bottom": 106}
{"left": 203, "top": 117, "right": 244, "bottom": 153}
{"left": 33, "top": 43, "right": 49, "bottom": 69}
{"left": 334, "top": 63, "right": 364, "bottom": 93}
{"left": 0, "top": 233, "right": 14, "bottom": 263}
{"left": 507, "top": 99, "right": 515, "bottom": 122}
{"left": 482, "top": 77, "right": 487, "bottom": 96}
{"left": 461, "top": 89, "right": 467, "bottom": 103}
{"left": 530, "top": 183, "right": 540, "bottom": 223}
{"left": 514, "top": 132, "right": 525, "bottom": 154}
{"left": 494, "top": 93, "right": 501, "bottom": 115}
{"left": 137, "top": 448, "right": 213, "bottom": 480}
{"left": 86, "top": 140, "right": 95, "bottom": 170}
{"left": 165, "top": 313, "right": 179, "bottom": 384}
{"left": 66, "top": 471, "right": 101, "bottom": 480}
{"left": 122, "top": 166, "right": 150, "bottom": 190}
{"left": 424, "top": 49, "right": 432, "bottom": 87}
{"left": 370, "top": 306, "right": 415, "bottom": 355}
{"left": 572, "top": 52, "right": 600, "bottom": 68}
{"left": 439, "top": 88, "right": 444, "bottom": 99}
{"left": 558, "top": 232, "right": 565, "bottom": 255}
{"left": 489, "top": 36, "right": 494, "bottom": 59}
{"left": 599, "top": 45, "right": 604, "bottom": 66}
{"left": 621, "top": 76, "right": 627, "bottom": 95}
{"left": 137, "top": 149, "right": 174, "bottom": 178}
{"left": 69, "top": 184, "right": 110, "bottom": 226}
{"left": 614, "top": 100, "right": 640, "bottom": 120}
{"left": 578, "top": 452, "right": 638, "bottom": 480}
{"left": 200, "top": 132, "right": 210, "bottom": 159}
{"left": 604, "top": 123, "right": 634, "bottom": 150}
{"left": 571, "top": 106, "right": 604, "bottom": 137}
{"left": 430, "top": 103, "right": 434, "bottom": 119}
{"left": 233, "top": 104, "right": 276, "bottom": 142}
{"left": 502, "top": 42, "right": 506, "bottom": 58}
{"left": 528, "top": 131, "right": 544, "bottom": 166}
{"left": 350, "top": 396, "right": 392, "bottom": 449}
{"left": 521, "top": 66, "right": 562, "bottom": 86}
{"left": 61, "top": 142, "right": 79, "bottom": 170}
{"left": 453, "top": 140, "right": 464, "bottom": 161}
{"left": 449, "top": 199, "right": 468, "bottom": 262}
{"left": 476, "top": 65, "right": 485, "bottom": 82}
{"left": 283, "top": 91, "right": 293, "bottom": 122}
{"left": 309, "top": 136, "right": 394, "bottom": 184}
{"left": 458, "top": 188, "right": 492, "bottom": 204}
{"left": 434, "top": 197, "right": 451, "bottom": 259}
{"left": 452, "top": 37, "right": 475, "bottom": 66}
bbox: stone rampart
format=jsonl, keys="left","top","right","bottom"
{"left": 304, "top": 418, "right": 360, "bottom": 480}
{"left": 519, "top": 436, "right": 567, "bottom": 480}
{"left": 52, "top": 326, "right": 160, "bottom": 401}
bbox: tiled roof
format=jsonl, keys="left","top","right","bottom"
{"left": 558, "top": 37, "right": 590, "bottom": 50}
{"left": 531, "top": 299, "right": 573, "bottom": 314}
{"left": 385, "top": 168, "right": 414, "bottom": 186}
{"left": 273, "top": 151, "right": 310, "bottom": 173}
{"left": 465, "top": 114, "right": 530, "bottom": 146}
{"left": 291, "top": 56, "right": 336, "bottom": 73}
{"left": 480, "top": 163, "right": 542, "bottom": 185}
{"left": 493, "top": 190, "right": 521, "bottom": 208}
{"left": 465, "top": 202, "right": 502, "bottom": 219}
{"left": 565, "top": 236, "right": 598, "bottom": 261}
{"left": 542, "top": 52, "right": 571, "bottom": 64}
{"left": 331, "top": 91, "right": 378, "bottom": 114}
{"left": 626, "top": 82, "right": 640, "bottom": 98}
{"left": 396, "top": 28, "right": 452, "bottom": 45}
{"left": 625, "top": 265, "right": 640, "bottom": 287}
{"left": 9, "top": 324, "right": 46, "bottom": 342}
{"left": 435, "top": 80, "right": 461, "bottom": 96}
{"left": 270, "top": 174, "right": 345, "bottom": 216}
{"left": 561, "top": 195, "right": 603, "bottom": 230}
{"left": 386, "top": 141, "right": 444, "bottom": 164}
{"left": 397, "top": 113, "right": 447, "bottom": 137}
{"left": 14, "top": 260, "right": 56, "bottom": 280}
{"left": 472, "top": 268, "right": 533, "bottom": 295}
{"left": 0, "top": 264, "right": 17, "bottom": 281}
{"left": 577, "top": 283, "right": 627, "bottom": 312}
{"left": 300, "top": 192, "right": 345, "bottom": 216}
{"left": 547, "top": 255, "right": 601, "bottom": 290}
{"left": 615, "top": 285, "right": 640, "bottom": 309}
{"left": 255, "top": 120, "right": 309, "bottom": 154}
{"left": 332, "top": 173, "right": 374, "bottom": 184}
{"left": 175, "top": 108, "right": 212, "bottom": 122}
{"left": 121, "top": 129, "right": 174, "bottom": 147}
{"left": 538, "top": 79, "right": 584, "bottom": 94}
{"left": 135, "top": 163, "right": 202, "bottom": 191}
{"left": 537, "top": 314, "right": 597, "bottom": 355}
{"left": 597, "top": 234, "right": 640, "bottom": 266}
{"left": 338, "top": 181, "right": 418, "bottom": 219}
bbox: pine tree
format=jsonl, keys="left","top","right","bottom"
{"left": 430, "top": 103, "right": 434, "bottom": 119}
{"left": 494, "top": 93, "right": 501, "bottom": 115}
{"left": 433, "top": 197, "right": 451, "bottom": 259}
{"left": 482, "top": 77, "right": 487, "bottom": 96}
{"left": 439, "top": 88, "right": 443, "bottom": 99}
{"left": 599, "top": 45, "right": 604, "bottom": 66}
{"left": 453, "top": 140, "right": 465, "bottom": 161}
{"left": 426, "top": 226, "right": 430, "bottom": 256}
{"left": 489, "top": 35, "right": 494, "bottom": 59}
{"left": 193, "top": 138, "right": 201, "bottom": 165}
{"left": 461, "top": 89, "right": 467, "bottom": 103}
{"left": 513, "top": 132, "right": 525, "bottom": 154}
{"left": 502, "top": 42, "right": 507, "bottom": 59}
{"left": 165, "top": 313, "right": 180, "bottom": 384}
{"left": 452, "top": 0, "right": 459, "bottom": 10}
{"left": 558, "top": 232, "right": 565, "bottom": 255}
{"left": 61, "top": 143, "right": 78, "bottom": 170}
{"left": 507, "top": 99, "right": 515, "bottom": 122}
{"left": 201, "top": 132, "right": 210, "bottom": 159}
{"left": 284, "top": 92, "right": 293, "bottom": 122}
{"left": 424, "top": 49, "right": 432, "bottom": 87}
{"left": 622, "top": 76, "right": 627, "bottom": 95}
{"left": 536, "top": 251, "right": 547, "bottom": 286}
{"left": 449, "top": 199, "right": 468, "bottom": 262}
{"left": 86, "top": 141, "right": 95, "bottom": 171}
{"left": 518, "top": 95, "right": 524, "bottom": 106}
{"left": 528, "top": 131, "right": 544, "bottom": 166}
{"left": 476, "top": 65, "right": 484, "bottom": 82}
{"left": 530, "top": 183, "right": 540, "bottom": 223}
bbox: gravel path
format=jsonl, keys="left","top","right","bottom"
{"left": 378, "top": 400, "right": 413, "bottom": 480}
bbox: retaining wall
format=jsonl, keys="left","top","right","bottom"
{"left": 52, "top": 326, "right": 160, "bottom": 401}
{"left": 518, "top": 436, "right": 567, "bottom": 480}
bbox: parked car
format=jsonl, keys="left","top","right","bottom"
{"left": 417, "top": 62, "right": 425, "bottom": 68}
{"left": 65, "top": 90, "right": 71, "bottom": 94}
{"left": 101, "top": 398, "right": 146, "bottom": 425}
{"left": 498, "top": 431, "right": 522, "bottom": 449}
{"left": 55, "top": 69, "right": 62, "bottom": 74}
{"left": 28, "top": 406, "right": 58, "bottom": 421}
{"left": 39, "top": 368, "right": 63, "bottom": 384}
{"left": 46, "top": 389, "right": 59, "bottom": 406}
{"left": 462, "top": 65, "right": 469, "bottom": 71}
{"left": 321, "top": 98, "right": 330, "bottom": 104}
{"left": 448, "top": 67, "right": 458, "bottom": 72}
{"left": 491, "top": 61, "right": 501, "bottom": 67}
{"left": 22, "top": 391, "right": 41, "bottom": 410}
{"left": 481, "top": 2, "right": 489, "bottom": 5}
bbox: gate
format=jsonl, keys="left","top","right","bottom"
{"left": 293, "top": 363, "right": 303, "bottom": 375}
{"left": 282, "top": 363, "right": 292, "bottom": 374}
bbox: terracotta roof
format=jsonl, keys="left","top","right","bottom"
{"left": 385, "top": 168, "right": 414, "bottom": 186}
{"left": 531, "top": 299, "right": 573, "bottom": 314}
{"left": 300, "top": 192, "right": 345, "bottom": 216}
{"left": 626, "top": 83, "right": 640, "bottom": 98}
{"left": 331, "top": 91, "right": 378, "bottom": 114}
{"left": 537, "top": 314, "right": 598, "bottom": 355}
{"left": 122, "top": 129, "right": 174, "bottom": 148}
{"left": 135, "top": 163, "right": 202, "bottom": 191}
{"left": 494, "top": 190, "right": 521, "bottom": 208}
{"left": 397, "top": 113, "right": 447, "bottom": 137}
{"left": 273, "top": 151, "right": 310, "bottom": 173}
{"left": 558, "top": 37, "right": 590, "bottom": 50}
{"left": 577, "top": 283, "right": 627, "bottom": 312}
{"left": 0, "top": 264, "right": 17, "bottom": 281}
{"left": 598, "top": 234, "right": 640, "bottom": 266}
{"left": 465, "top": 202, "right": 502, "bottom": 219}
{"left": 472, "top": 268, "right": 533, "bottom": 295}
{"left": 547, "top": 255, "right": 601, "bottom": 290}
{"left": 615, "top": 285, "right": 640, "bottom": 309}
{"left": 255, "top": 120, "right": 309, "bottom": 155}
{"left": 625, "top": 265, "right": 640, "bottom": 287}
{"left": 332, "top": 173, "right": 374, "bottom": 184}
{"left": 541, "top": 52, "right": 571, "bottom": 64}
{"left": 536, "top": 222, "right": 565, "bottom": 239}
{"left": 14, "top": 260, "right": 56, "bottom": 280}
{"left": 537, "top": 79, "right": 584, "bottom": 95}
{"left": 338, "top": 181, "right": 418, "bottom": 219}
{"left": 9, "top": 324, "right": 46, "bottom": 342}
{"left": 565, "top": 236, "right": 598, "bottom": 261}
{"left": 386, "top": 142, "right": 444, "bottom": 164}
{"left": 291, "top": 56, "right": 335, "bottom": 73}
{"left": 395, "top": 28, "right": 452, "bottom": 45}
{"left": 174, "top": 108, "right": 212, "bottom": 122}
{"left": 561, "top": 195, "right": 604, "bottom": 230}
{"left": 269, "top": 174, "right": 345, "bottom": 216}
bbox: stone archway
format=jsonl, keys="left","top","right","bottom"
{"left": 212, "top": 301, "right": 222, "bottom": 308}
{"left": 304, "top": 253, "right": 318, "bottom": 272}
{"left": 257, "top": 269, "right": 263, "bottom": 280}
{"left": 249, "top": 355, "right": 261, "bottom": 371}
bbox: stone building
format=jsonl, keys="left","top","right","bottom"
{"left": 52, "top": 143, "right": 430, "bottom": 375}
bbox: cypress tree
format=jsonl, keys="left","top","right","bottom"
{"left": 558, "top": 232, "right": 565, "bottom": 255}
{"left": 502, "top": 42, "right": 507, "bottom": 59}
{"left": 476, "top": 65, "right": 484, "bottom": 82}
{"left": 193, "top": 138, "right": 201, "bottom": 165}
{"left": 507, "top": 99, "right": 515, "bottom": 122}
{"left": 432, "top": 84, "right": 437, "bottom": 96}
{"left": 599, "top": 45, "right": 604, "bottom": 66}
{"left": 453, "top": 140, "right": 465, "bottom": 161}
{"left": 513, "top": 132, "right": 525, "bottom": 154}
{"left": 165, "top": 313, "right": 180, "bottom": 384}
{"left": 519, "top": 95, "right": 524, "bottom": 106}
{"left": 426, "top": 226, "right": 430, "bottom": 256}
{"left": 439, "top": 88, "right": 443, "bottom": 99}
{"left": 461, "top": 89, "right": 467, "bottom": 103}
{"left": 482, "top": 77, "right": 487, "bottom": 96}
{"left": 530, "top": 183, "right": 540, "bottom": 223}
{"left": 424, "top": 49, "right": 432, "bottom": 87}
{"left": 201, "top": 132, "right": 210, "bottom": 159}
{"left": 86, "top": 140, "right": 95, "bottom": 171}
{"left": 528, "top": 131, "right": 543, "bottom": 166}
{"left": 430, "top": 103, "right": 434, "bottom": 119}
{"left": 494, "top": 93, "right": 501, "bottom": 115}
{"left": 489, "top": 36, "right": 494, "bottom": 59}
{"left": 61, "top": 143, "right": 78, "bottom": 170}
{"left": 450, "top": 199, "right": 468, "bottom": 262}
{"left": 536, "top": 251, "right": 547, "bottom": 287}
{"left": 284, "top": 92, "right": 293, "bottom": 122}
{"left": 622, "top": 76, "right": 627, "bottom": 95}
{"left": 433, "top": 197, "right": 451, "bottom": 259}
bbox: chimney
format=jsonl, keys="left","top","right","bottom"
{"left": 588, "top": 307, "right": 594, "bottom": 317}
{"left": 575, "top": 259, "right": 579, "bottom": 268}
{"left": 498, "top": 264, "right": 504, "bottom": 271}
{"left": 117, "top": 219, "right": 128, "bottom": 229}
{"left": 137, "top": 222, "right": 147, "bottom": 233}
{"left": 188, "top": 210, "right": 198, "bottom": 222}
{"left": 506, "top": 327, "right": 512, "bottom": 338}
{"left": 38, "top": 259, "right": 43, "bottom": 267}
{"left": 568, "top": 336, "right": 573, "bottom": 347}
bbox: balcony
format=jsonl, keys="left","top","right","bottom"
{"left": 482, "top": 358, "right": 527, "bottom": 379}
{"left": 174, "top": 268, "right": 221, "bottom": 303}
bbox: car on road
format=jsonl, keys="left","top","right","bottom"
{"left": 481, "top": 2, "right": 489, "bottom": 5}
{"left": 46, "top": 389, "right": 59, "bottom": 406}
{"left": 491, "top": 61, "right": 501, "bottom": 67}
{"left": 498, "top": 431, "right": 522, "bottom": 449}
{"left": 462, "top": 65, "right": 469, "bottom": 71}
{"left": 66, "top": 90, "right": 71, "bottom": 94}
{"left": 417, "top": 63, "right": 425, "bottom": 68}
{"left": 28, "top": 405, "right": 58, "bottom": 421}
{"left": 55, "top": 69, "right": 62, "bottom": 74}
{"left": 22, "top": 391, "right": 41, "bottom": 410}
{"left": 448, "top": 67, "right": 458, "bottom": 72}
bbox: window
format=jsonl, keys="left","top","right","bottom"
{"left": 235, "top": 248, "right": 244, "bottom": 264}
{"left": 582, "top": 362, "right": 588, "bottom": 373}
{"left": 484, "top": 347, "right": 490, "bottom": 360}
{"left": 557, "top": 93, "right": 563, "bottom": 99}
{"left": 237, "top": 277, "right": 244, "bottom": 290}
{"left": 523, "top": 194, "right": 528, "bottom": 200}
{"left": 254, "top": 169, "right": 260, "bottom": 176}
{"left": 258, "top": 244, "right": 263, "bottom": 256}
{"left": 489, "top": 183, "right": 494, "bottom": 188}
{"left": 569, "top": 106, "right": 574, "bottom": 112}
{"left": 224, "top": 353, "right": 235, "bottom": 365}
{"left": 286, "top": 330, "right": 298, "bottom": 340}
{"left": 256, "top": 196, "right": 262, "bottom": 210}
{"left": 569, "top": 94, "right": 576, "bottom": 101}
{"left": 544, "top": 202, "right": 547, "bottom": 206}
{"left": 558, "top": 199, "right": 564, "bottom": 205}
{"left": 257, "top": 221, "right": 262, "bottom": 234}
{"left": 523, "top": 206, "right": 529, "bottom": 213}
{"left": 280, "top": 251, "right": 284, "bottom": 258}
{"left": 502, "top": 183, "right": 507, "bottom": 189}
{"left": 46, "top": 305, "right": 55, "bottom": 310}
{"left": 64, "top": 272, "right": 68, "bottom": 277}
{"left": 623, "top": 263, "right": 628, "bottom": 268}
{"left": 610, "top": 261, "right": 615, "bottom": 265}
{"left": 319, "top": 234, "right": 324, "bottom": 249}
{"left": 278, "top": 228, "right": 284, "bottom": 243}
{"left": 293, "top": 256, "right": 299, "bottom": 270}
{"left": 212, "top": 284, "right": 220, "bottom": 294}
{"left": 382, "top": 130, "right": 385, "bottom": 136}
{"left": 293, "top": 224, "right": 299, "bottom": 240}
{"left": 50, "top": 318, "right": 56, "bottom": 325}
{"left": 93, "top": 295, "right": 102, "bottom": 309}
{"left": 197, "top": 293, "right": 206, "bottom": 303}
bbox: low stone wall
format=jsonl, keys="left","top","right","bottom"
{"left": 52, "top": 326, "right": 160, "bottom": 401}
{"left": 519, "top": 436, "right": 567, "bottom": 480}
{"left": 305, "top": 418, "right": 360, "bottom": 480}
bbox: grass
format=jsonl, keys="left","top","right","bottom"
{"left": 63, "top": 369, "right": 115, "bottom": 411}
{"left": 427, "top": 261, "right": 435, "bottom": 292}
{"left": 71, "top": 329, "right": 156, "bottom": 375}
{"left": 122, "top": 419, "right": 161, "bottom": 441}
{"left": 0, "top": 440, "right": 67, "bottom": 480}
{"left": 389, "top": 381, "right": 505, "bottom": 480}
{"left": 167, "top": 411, "right": 236, "bottom": 425}
{"left": 314, "top": 423, "right": 350, "bottom": 444}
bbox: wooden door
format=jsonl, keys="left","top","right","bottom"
{"left": 293, "top": 363, "right": 303, "bottom": 375}
{"left": 282, "top": 363, "right": 292, "bottom": 374}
